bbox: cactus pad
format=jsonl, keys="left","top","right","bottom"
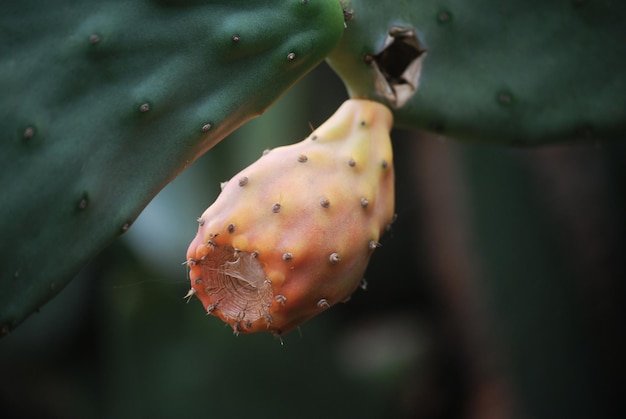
{"left": 0, "top": 0, "right": 345, "bottom": 334}
{"left": 327, "top": 0, "right": 626, "bottom": 145}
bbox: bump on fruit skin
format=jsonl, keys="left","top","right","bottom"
{"left": 186, "top": 99, "right": 395, "bottom": 335}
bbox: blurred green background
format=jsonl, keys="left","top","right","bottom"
{"left": 1, "top": 64, "right": 625, "bottom": 419}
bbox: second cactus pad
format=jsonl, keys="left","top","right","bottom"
{"left": 327, "top": 0, "right": 626, "bottom": 145}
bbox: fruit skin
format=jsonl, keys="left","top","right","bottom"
{"left": 0, "top": 0, "right": 345, "bottom": 335}
{"left": 186, "top": 99, "right": 395, "bottom": 335}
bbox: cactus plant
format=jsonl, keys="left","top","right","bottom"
{"left": 186, "top": 98, "right": 395, "bottom": 335}
{"left": 3, "top": 0, "right": 626, "bottom": 336}
{"left": 2, "top": 1, "right": 625, "bottom": 418}
{"left": 0, "top": 0, "right": 345, "bottom": 334}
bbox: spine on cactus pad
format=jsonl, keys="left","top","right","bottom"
{"left": 186, "top": 99, "right": 395, "bottom": 336}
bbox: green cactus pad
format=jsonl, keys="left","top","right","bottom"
{"left": 0, "top": 0, "right": 344, "bottom": 334}
{"left": 327, "top": 0, "right": 626, "bottom": 145}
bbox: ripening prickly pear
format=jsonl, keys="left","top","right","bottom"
{"left": 186, "top": 99, "right": 395, "bottom": 336}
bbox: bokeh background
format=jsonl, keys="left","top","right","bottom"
{"left": 1, "top": 63, "right": 625, "bottom": 419}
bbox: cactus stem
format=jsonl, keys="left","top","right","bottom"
{"left": 329, "top": 252, "right": 341, "bottom": 264}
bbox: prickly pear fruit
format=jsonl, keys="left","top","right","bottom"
{"left": 186, "top": 99, "right": 395, "bottom": 335}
